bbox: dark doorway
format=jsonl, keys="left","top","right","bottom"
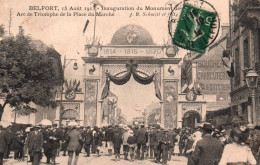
{"left": 182, "top": 111, "right": 201, "bottom": 128}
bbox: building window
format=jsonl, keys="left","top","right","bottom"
{"left": 243, "top": 39, "right": 250, "bottom": 69}
{"left": 258, "top": 29, "right": 260, "bottom": 62}
{"left": 241, "top": 102, "right": 247, "bottom": 115}
{"left": 232, "top": 105, "right": 238, "bottom": 116}
{"left": 235, "top": 48, "right": 240, "bottom": 85}
{"left": 256, "top": 29, "right": 260, "bottom": 72}
{"left": 43, "top": 113, "right": 47, "bottom": 120}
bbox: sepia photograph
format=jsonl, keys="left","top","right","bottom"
{"left": 0, "top": 0, "right": 259, "bottom": 164}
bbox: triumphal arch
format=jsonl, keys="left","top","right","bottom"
{"left": 82, "top": 24, "right": 182, "bottom": 128}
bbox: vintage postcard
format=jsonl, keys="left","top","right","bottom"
{"left": 1, "top": 0, "right": 259, "bottom": 165}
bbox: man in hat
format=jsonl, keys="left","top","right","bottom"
{"left": 132, "top": 125, "right": 139, "bottom": 158}
{"left": 12, "top": 131, "right": 24, "bottom": 160}
{"left": 105, "top": 125, "right": 114, "bottom": 156}
{"left": 127, "top": 129, "right": 136, "bottom": 162}
{"left": 122, "top": 127, "right": 130, "bottom": 160}
{"left": 149, "top": 127, "right": 156, "bottom": 159}
{"left": 76, "top": 126, "right": 85, "bottom": 154}
{"left": 155, "top": 126, "right": 164, "bottom": 163}
{"left": 84, "top": 126, "right": 93, "bottom": 157}
{"left": 4, "top": 126, "right": 13, "bottom": 159}
{"left": 93, "top": 126, "right": 103, "bottom": 156}
{"left": 168, "top": 128, "right": 176, "bottom": 161}
{"left": 113, "top": 126, "right": 122, "bottom": 161}
{"left": 0, "top": 125, "right": 8, "bottom": 165}
{"left": 42, "top": 126, "right": 52, "bottom": 164}
{"left": 160, "top": 129, "right": 169, "bottom": 165}
{"left": 67, "top": 126, "right": 82, "bottom": 165}
{"left": 48, "top": 124, "right": 62, "bottom": 164}
{"left": 193, "top": 123, "right": 223, "bottom": 165}
{"left": 136, "top": 124, "right": 148, "bottom": 160}
{"left": 26, "top": 125, "right": 44, "bottom": 165}
{"left": 61, "top": 127, "right": 69, "bottom": 156}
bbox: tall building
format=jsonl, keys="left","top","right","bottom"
{"left": 179, "top": 26, "right": 231, "bottom": 127}
{"left": 229, "top": 0, "right": 260, "bottom": 124}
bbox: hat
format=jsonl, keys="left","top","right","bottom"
{"left": 247, "top": 124, "right": 255, "bottom": 129}
{"left": 15, "top": 131, "right": 21, "bottom": 135}
{"left": 230, "top": 127, "right": 249, "bottom": 143}
{"left": 163, "top": 129, "right": 169, "bottom": 132}
{"left": 155, "top": 124, "right": 160, "bottom": 129}
{"left": 35, "top": 124, "right": 41, "bottom": 128}
{"left": 214, "top": 129, "right": 220, "bottom": 132}
{"left": 201, "top": 123, "right": 213, "bottom": 132}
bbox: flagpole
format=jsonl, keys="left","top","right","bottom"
{"left": 229, "top": 0, "right": 233, "bottom": 87}
{"left": 93, "top": 4, "right": 97, "bottom": 42}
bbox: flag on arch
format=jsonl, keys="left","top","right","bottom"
{"left": 90, "top": 0, "right": 103, "bottom": 8}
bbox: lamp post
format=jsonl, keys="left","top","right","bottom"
{"left": 59, "top": 56, "right": 78, "bottom": 127}
{"left": 245, "top": 69, "right": 259, "bottom": 124}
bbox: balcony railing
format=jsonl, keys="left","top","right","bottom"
{"left": 234, "top": 0, "right": 260, "bottom": 29}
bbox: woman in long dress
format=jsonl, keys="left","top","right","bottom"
{"left": 219, "top": 127, "right": 257, "bottom": 165}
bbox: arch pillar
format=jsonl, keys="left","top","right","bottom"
{"left": 178, "top": 93, "right": 207, "bottom": 128}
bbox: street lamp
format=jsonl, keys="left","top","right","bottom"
{"left": 59, "top": 56, "right": 78, "bottom": 127}
{"left": 245, "top": 69, "right": 259, "bottom": 124}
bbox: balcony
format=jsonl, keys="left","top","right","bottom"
{"left": 236, "top": 0, "right": 260, "bottom": 29}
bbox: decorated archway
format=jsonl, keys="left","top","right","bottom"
{"left": 101, "top": 59, "right": 161, "bottom": 100}
{"left": 61, "top": 109, "right": 80, "bottom": 126}
{"left": 82, "top": 24, "right": 181, "bottom": 128}
{"left": 182, "top": 110, "right": 202, "bottom": 128}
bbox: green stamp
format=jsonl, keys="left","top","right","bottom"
{"left": 172, "top": 3, "right": 217, "bottom": 54}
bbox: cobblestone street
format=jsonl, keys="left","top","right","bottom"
{"left": 4, "top": 152, "right": 188, "bottom": 165}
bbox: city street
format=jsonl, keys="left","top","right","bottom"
{"left": 4, "top": 153, "right": 187, "bottom": 165}
{"left": 2, "top": 0, "right": 260, "bottom": 164}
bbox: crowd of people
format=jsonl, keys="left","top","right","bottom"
{"left": 0, "top": 122, "right": 259, "bottom": 165}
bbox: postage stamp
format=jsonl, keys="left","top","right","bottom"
{"left": 169, "top": 1, "right": 220, "bottom": 54}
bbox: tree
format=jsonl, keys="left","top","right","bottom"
{"left": 0, "top": 32, "right": 61, "bottom": 120}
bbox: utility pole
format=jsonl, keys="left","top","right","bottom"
{"left": 8, "top": 9, "right": 12, "bottom": 36}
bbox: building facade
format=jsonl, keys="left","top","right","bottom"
{"left": 179, "top": 26, "right": 231, "bottom": 127}
{"left": 229, "top": 0, "right": 260, "bottom": 124}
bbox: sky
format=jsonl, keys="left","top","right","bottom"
{"left": 0, "top": 0, "right": 229, "bottom": 121}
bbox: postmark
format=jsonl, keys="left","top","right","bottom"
{"left": 168, "top": 0, "right": 220, "bottom": 54}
